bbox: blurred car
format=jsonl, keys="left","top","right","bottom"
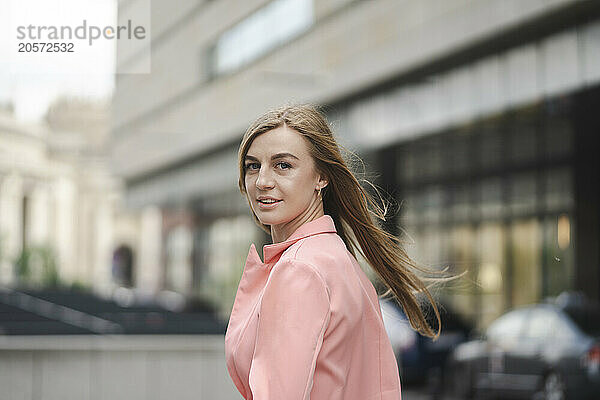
{"left": 379, "top": 297, "right": 472, "bottom": 390}
{"left": 447, "top": 291, "right": 600, "bottom": 399}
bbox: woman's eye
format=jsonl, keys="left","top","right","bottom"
{"left": 277, "top": 162, "right": 291, "bottom": 170}
{"left": 245, "top": 163, "right": 259, "bottom": 170}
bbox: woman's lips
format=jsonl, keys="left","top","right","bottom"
{"left": 256, "top": 199, "right": 282, "bottom": 209}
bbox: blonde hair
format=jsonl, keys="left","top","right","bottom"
{"left": 238, "top": 103, "right": 459, "bottom": 339}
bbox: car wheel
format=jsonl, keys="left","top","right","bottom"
{"left": 543, "top": 371, "right": 566, "bottom": 400}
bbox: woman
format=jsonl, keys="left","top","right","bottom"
{"left": 225, "top": 104, "right": 447, "bottom": 400}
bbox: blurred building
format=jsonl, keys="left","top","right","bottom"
{"left": 111, "top": 0, "right": 600, "bottom": 327}
{"left": 0, "top": 98, "right": 125, "bottom": 296}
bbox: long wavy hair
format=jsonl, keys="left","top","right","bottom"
{"left": 238, "top": 103, "right": 458, "bottom": 339}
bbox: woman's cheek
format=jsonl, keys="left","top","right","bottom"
{"left": 245, "top": 176, "right": 255, "bottom": 192}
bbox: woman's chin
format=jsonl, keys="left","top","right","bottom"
{"left": 255, "top": 213, "right": 279, "bottom": 226}
{"left": 256, "top": 213, "right": 289, "bottom": 227}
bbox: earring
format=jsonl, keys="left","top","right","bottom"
{"left": 317, "top": 186, "right": 322, "bottom": 198}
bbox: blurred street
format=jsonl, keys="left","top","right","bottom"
{"left": 403, "top": 387, "right": 459, "bottom": 400}
{"left": 2, "top": 0, "right": 600, "bottom": 399}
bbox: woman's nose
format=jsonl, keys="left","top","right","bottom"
{"left": 255, "top": 167, "right": 275, "bottom": 189}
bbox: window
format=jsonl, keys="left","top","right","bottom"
{"left": 509, "top": 172, "right": 537, "bottom": 216}
{"left": 544, "top": 167, "right": 573, "bottom": 212}
{"left": 209, "top": 0, "right": 314, "bottom": 77}
{"left": 479, "top": 121, "right": 503, "bottom": 171}
{"left": 524, "top": 308, "right": 557, "bottom": 340}
{"left": 397, "top": 145, "right": 417, "bottom": 183}
{"left": 486, "top": 309, "right": 529, "bottom": 341}
{"left": 564, "top": 306, "right": 600, "bottom": 337}
{"left": 509, "top": 111, "right": 538, "bottom": 165}
{"left": 422, "top": 185, "right": 444, "bottom": 224}
{"left": 510, "top": 218, "right": 542, "bottom": 307}
{"left": 400, "top": 190, "right": 420, "bottom": 226}
{"left": 391, "top": 98, "right": 576, "bottom": 332}
{"left": 422, "top": 136, "right": 444, "bottom": 179}
{"left": 480, "top": 177, "right": 504, "bottom": 219}
{"left": 448, "top": 129, "right": 471, "bottom": 175}
{"left": 543, "top": 214, "right": 575, "bottom": 297}
{"left": 450, "top": 183, "right": 472, "bottom": 222}
{"left": 544, "top": 115, "right": 573, "bottom": 158}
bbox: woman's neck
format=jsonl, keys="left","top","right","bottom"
{"left": 270, "top": 205, "right": 324, "bottom": 244}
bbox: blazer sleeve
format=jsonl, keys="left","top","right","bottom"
{"left": 249, "top": 258, "right": 331, "bottom": 400}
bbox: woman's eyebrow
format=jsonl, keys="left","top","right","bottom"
{"left": 245, "top": 152, "right": 299, "bottom": 161}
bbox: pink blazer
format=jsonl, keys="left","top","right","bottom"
{"left": 225, "top": 214, "right": 402, "bottom": 400}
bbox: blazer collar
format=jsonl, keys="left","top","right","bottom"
{"left": 247, "top": 214, "right": 337, "bottom": 266}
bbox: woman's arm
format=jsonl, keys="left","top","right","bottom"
{"left": 249, "top": 258, "right": 331, "bottom": 400}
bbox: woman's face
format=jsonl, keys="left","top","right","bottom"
{"left": 244, "top": 125, "right": 326, "bottom": 233}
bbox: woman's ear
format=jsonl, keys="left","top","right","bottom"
{"left": 318, "top": 175, "right": 328, "bottom": 190}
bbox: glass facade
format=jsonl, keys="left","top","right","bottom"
{"left": 395, "top": 99, "right": 575, "bottom": 330}
{"left": 208, "top": 0, "right": 314, "bottom": 77}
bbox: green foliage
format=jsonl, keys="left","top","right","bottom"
{"left": 13, "top": 245, "right": 61, "bottom": 288}
{"left": 69, "top": 280, "right": 91, "bottom": 292}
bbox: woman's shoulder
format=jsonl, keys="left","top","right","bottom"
{"left": 282, "top": 232, "right": 350, "bottom": 273}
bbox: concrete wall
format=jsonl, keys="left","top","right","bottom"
{"left": 111, "top": 0, "right": 584, "bottom": 179}
{"left": 0, "top": 335, "right": 240, "bottom": 400}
